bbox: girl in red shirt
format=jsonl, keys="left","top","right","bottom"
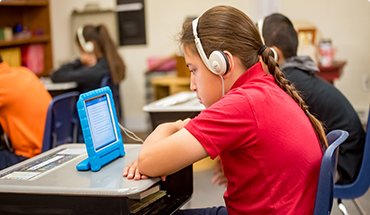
{"left": 123, "top": 5, "right": 327, "bottom": 215}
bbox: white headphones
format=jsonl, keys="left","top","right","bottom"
{"left": 257, "top": 19, "right": 278, "bottom": 62}
{"left": 192, "top": 17, "right": 229, "bottom": 76}
{"left": 77, "top": 26, "right": 94, "bottom": 53}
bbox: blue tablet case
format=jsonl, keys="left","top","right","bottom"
{"left": 76, "top": 86, "right": 125, "bottom": 171}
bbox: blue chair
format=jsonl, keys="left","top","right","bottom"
{"left": 313, "top": 130, "right": 349, "bottom": 215}
{"left": 100, "top": 75, "right": 123, "bottom": 123}
{"left": 334, "top": 109, "right": 370, "bottom": 215}
{"left": 41, "top": 91, "right": 81, "bottom": 152}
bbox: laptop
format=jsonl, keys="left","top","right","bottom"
{"left": 75, "top": 86, "right": 125, "bottom": 172}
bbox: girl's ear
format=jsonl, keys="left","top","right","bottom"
{"left": 222, "top": 51, "right": 233, "bottom": 78}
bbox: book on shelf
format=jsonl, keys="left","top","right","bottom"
{"left": 0, "top": 47, "right": 21, "bottom": 67}
{"left": 129, "top": 190, "right": 167, "bottom": 214}
{"left": 21, "top": 44, "right": 44, "bottom": 74}
{"left": 128, "top": 184, "right": 160, "bottom": 200}
{"left": 0, "top": 27, "right": 13, "bottom": 41}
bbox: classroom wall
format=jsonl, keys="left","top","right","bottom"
{"left": 49, "top": 0, "right": 116, "bottom": 65}
{"left": 50, "top": 0, "right": 257, "bottom": 132}
{"left": 120, "top": 0, "right": 257, "bottom": 132}
{"left": 281, "top": 0, "right": 370, "bottom": 122}
{"left": 50, "top": 0, "right": 370, "bottom": 132}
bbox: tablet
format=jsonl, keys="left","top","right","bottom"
{"left": 76, "top": 86, "right": 125, "bottom": 171}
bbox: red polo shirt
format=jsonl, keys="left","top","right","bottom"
{"left": 185, "top": 62, "right": 322, "bottom": 215}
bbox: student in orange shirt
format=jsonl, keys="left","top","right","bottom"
{"left": 0, "top": 53, "right": 51, "bottom": 170}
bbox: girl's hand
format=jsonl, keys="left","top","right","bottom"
{"left": 212, "top": 157, "right": 227, "bottom": 187}
{"left": 123, "top": 159, "right": 148, "bottom": 180}
{"left": 182, "top": 118, "right": 191, "bottom": 126}
{"left": 136, "top": 117, "right": 208, "bottom": 178}
{"left": 80, "top": 53, "right": 97, "bottom": 67}
{"left": 123, "top": 159, "right": 166, "bottom": 181}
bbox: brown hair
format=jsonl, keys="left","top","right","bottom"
{"left": 179, "top": 5, "right": 328, "bottom": 148}
{"left": 79, "top": 24, "right": 126, "bottom": 85}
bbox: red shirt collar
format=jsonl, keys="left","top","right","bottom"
{"left": 231, "top": 62, "right": 270, "bottom": 90}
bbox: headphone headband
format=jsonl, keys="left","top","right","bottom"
{"left": 192, "top": 18, "right": 215, "bottom": 73}
{"left": 192, "top": 17, "right": 199, "bottom": 38}
{"left": 192, "top": 17, "right": 229, "bottom": 76}
{"left": 257, "top": 19, "right": 265, "bottom": 45}
{"left": 257, "top": 18, "right": 278, "bottom": 61}
{"left": 77, "top": 26, "right": 94, "bottom": 53}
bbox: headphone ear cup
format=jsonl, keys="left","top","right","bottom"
{"left": 209, "top": 51, "right": 229, "bottom": 75}
{"left": 84, "top": 41, "right": 95, "bottom": 53}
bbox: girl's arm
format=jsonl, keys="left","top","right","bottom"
{"left": 123, "top": 119, "right": 208, "bottom": 179}
{"left": 50, "top": 57, "right": 105, "bottom": 84}
{"left": 50, "top": 59, "right": 83, "bottom": 83}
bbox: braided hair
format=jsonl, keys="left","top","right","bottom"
{"left": 259, "top": 46, "right": 328, "bottom": 148}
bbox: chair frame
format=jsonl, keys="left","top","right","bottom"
{"left": 334, "top": 109, "right": 370, "bottom": 215}
{"left": 313, "top": 130, "right": 349, "bottom": 215}
{"left": 41, "top": 91, "right": 80, "bottom": 152}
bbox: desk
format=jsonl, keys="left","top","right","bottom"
{"left": 0, "top": 144, "right": 193, "bottom": 214}
{"left": 143, "top": 91, "right": 205, "bottom": 129}
{"left": 40, "top": 77, "right": 78, "bottom": 97}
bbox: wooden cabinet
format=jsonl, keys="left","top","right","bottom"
{"left": 0, "top": 0, "right": 52, "bottom": 77}
{"left": 317, "top": 60, "right": 346, "bottom": 84}
{"left": 151, "top": 76, "right": 191, "bottom": 100}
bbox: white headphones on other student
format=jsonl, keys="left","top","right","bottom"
{"left": 257, "top": 19, "right": 278, "bottom": 62}
{"left": 192, "top": 17, "right": 230, "bottom": 76}
{"left": 77, "top": 26, "right": 94, "bottom": 53}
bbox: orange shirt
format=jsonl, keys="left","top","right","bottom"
{"left": 0, "top": 62, "right": 51, "bottom": 158}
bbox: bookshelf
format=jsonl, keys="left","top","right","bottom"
{"left": 0, "top": 0, "right": 53, "bottom": 77}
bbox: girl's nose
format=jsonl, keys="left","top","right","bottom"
{"left": 190, "top": 74, "right": 196, "bottom": 91}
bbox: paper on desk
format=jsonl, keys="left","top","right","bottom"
{"left": 154, "top": 92, "right": 196, "bottom": 107}
{"left": 57, "top": 148, "right": 86, "bottom": 155}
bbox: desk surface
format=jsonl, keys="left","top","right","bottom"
{"left": 40, "top": 77, "right": 78, "bottom": 91}
{"left": 143, "top": 91, "right": 205, "bottom": 112}
{"left": 0, "top": 144, "right": 159, "bottom": 197}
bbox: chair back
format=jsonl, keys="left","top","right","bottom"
{"left": 313, "top": 130, "right": 349, "bottom": 215}
{"left": 334, "top": 108, "right": 370, "bottom": 198}
{"left": 41, "top": 91, "right": 80, "bottom": 152}
{"left": 100, "top": 75, "right": 122, "bottom": 122}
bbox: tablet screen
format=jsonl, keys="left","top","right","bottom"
{"left": 85, "top": 94, "right": 117, "bottom": 151}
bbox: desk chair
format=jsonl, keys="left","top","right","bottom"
{"left": 334, "top": 108, "right": 370, "bottom": 215}
{"left": 0, "top": 124, "right": 12, "bottom": 152}
{"left": 100, "top": 75, "right": 122, "bottom": 123}
{"left": 41, "top": 91, "right": 80, "bottom": 152}
{"left": 313, "top": 130, "right": 349, "bottom": 215}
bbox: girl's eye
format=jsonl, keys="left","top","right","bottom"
{"left": 190, "top": 69, "right": 196, "bottom": 74}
